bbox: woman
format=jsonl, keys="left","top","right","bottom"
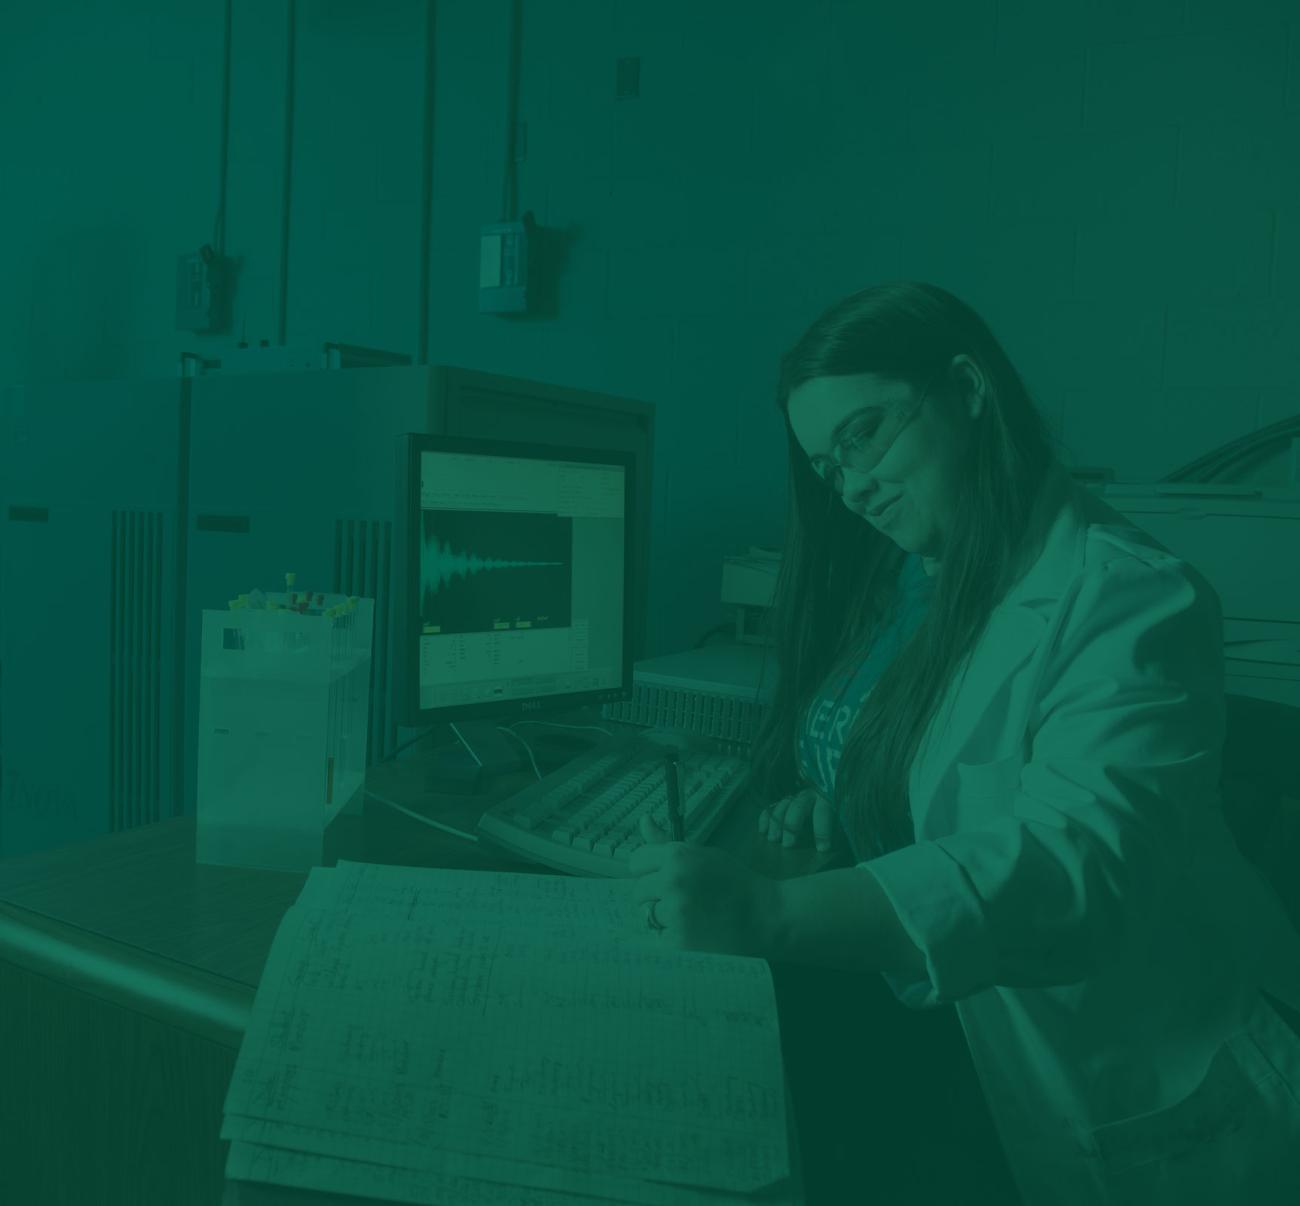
{"left": 629, "top": 282, "right": 1300, "bottom": 1205}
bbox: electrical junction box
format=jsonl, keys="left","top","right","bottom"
{"left": 176, "top": 244, "right": 231, "bottom": 333}
{"left": 479, "top": 218, "right": 530, "bottom": 314}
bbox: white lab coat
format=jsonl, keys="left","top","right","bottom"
{"left": 862, "top": 463, "right": 1300, "bottom": 1206}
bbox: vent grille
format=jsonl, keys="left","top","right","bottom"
{"left": 335, "top": 518, "right": 394, "bottom": 764}
{"left": 602, "top": 684, "right": 766, "bottom": 755}
{"left": 110, "top": 510, "right": 164, "bottom": 831}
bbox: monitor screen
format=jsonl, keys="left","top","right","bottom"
{"left": 394, "top": 434, "right": 635, "bottom": 727}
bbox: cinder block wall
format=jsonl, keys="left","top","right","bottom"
{"left": 4, "top": 0, "right": 1297, "bottom": 655}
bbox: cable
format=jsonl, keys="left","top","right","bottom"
{"left": 212, "top": 0, "right": 232, "bottom": 254}
{"left": 501, "top": 0, "right": 522, "bottom": 221}
{"left": 364, "top": 791, "right": 480, "bottom": 843}
{"left": 416, "top": 0, "right": 437, "bottom": 365}
{"left": 506, "top": 719, "right": 617, "bottom": 739}
{"left": 365, "top": 717, "right": 619, "bottom": 841}
{"left": 277, "top": 0, "right": 297, "bottom": 346}
{"left": 496, "top": 724, "right": 542, "bottom": 781}
{"left": 372, "top": 726, "right": 440, "bottom": 767}
{"left": 491, "top": 718, "right": 617, "bottom": 782}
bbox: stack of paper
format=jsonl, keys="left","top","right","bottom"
{"left": 221, "top": 859, "right": 799, "bottom": 1205}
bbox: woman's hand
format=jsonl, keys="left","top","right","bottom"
{"left": 627, "top": 814, "right": 784, "bottom": 958}
{"left": 757, "top": 786, "right": 836, "bottom": 852}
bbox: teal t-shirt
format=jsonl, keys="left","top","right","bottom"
{"left": 796, "top": 553, "right": 936, "bottom": 804}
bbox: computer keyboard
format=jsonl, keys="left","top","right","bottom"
{"left": 476, "top": 726, "right": 753, "bottom": 876}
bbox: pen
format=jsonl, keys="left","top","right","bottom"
{"left": 664, "top": 755, "right": 684, "bottom": 842}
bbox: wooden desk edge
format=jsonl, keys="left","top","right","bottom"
{"left": 0, "top": 899, "right": 252, "bottom": 1049}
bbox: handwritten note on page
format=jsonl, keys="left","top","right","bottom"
{"left": 222, "top": 860, "right": 792, "bottom": 1204}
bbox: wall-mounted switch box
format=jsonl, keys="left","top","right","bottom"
{"left": 479, "top": 217, "right": 531, "bottom": 314}
{"left": 176, "top": 244, "right": 231, "bottom": 332}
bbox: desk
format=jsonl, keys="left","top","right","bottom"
{"left": 0, "top": 738, "right": 1017, "bottom": 1206}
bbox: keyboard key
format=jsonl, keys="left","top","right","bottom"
{"left": 479, "top": 739, "right": 751, "bottom": 875}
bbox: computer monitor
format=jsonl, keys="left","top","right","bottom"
{"left": 393, "top": 433, "right": 635, "bottom": 786}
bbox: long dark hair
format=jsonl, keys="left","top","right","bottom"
{"left": 746, "top": 282, "right": 1069, "bottom": 861}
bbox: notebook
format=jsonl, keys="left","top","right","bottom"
{"left": 221, "top": 859, "right": 803, "bottom": 1205}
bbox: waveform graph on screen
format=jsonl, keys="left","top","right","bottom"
{"left": 419, "top": 509, "right": 573, "bottom": 635}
